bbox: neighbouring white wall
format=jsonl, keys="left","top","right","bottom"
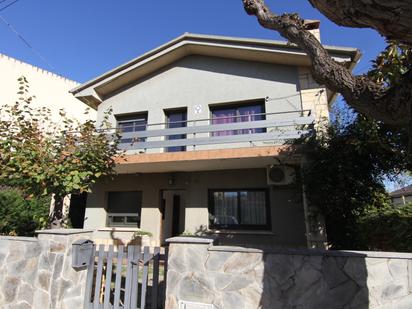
{"left": 0, "top": 54, "right": 95, "bottom": 123}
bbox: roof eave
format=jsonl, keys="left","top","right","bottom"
{"left": 70, "top": 33, "right": 360, "bottom": 107}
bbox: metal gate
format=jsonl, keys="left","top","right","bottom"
{"left": 84, "top": 244, "right": 168, "bottom": 309}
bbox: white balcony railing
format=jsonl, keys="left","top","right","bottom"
{"left": 114, "top": 110, "right": 314, "bottom": 152}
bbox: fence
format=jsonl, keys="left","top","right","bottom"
{"left": 84, "top": 245, "right": 167, "bottom": 309}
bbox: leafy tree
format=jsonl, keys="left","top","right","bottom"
{"left": 0, "top": 77, "right": 120, "bottom": 228}
{"left": 242, "top": 0, "right": 412, "bottom": 149}
{"left": 301, "top": 112, "right": 409, "bottom": 249}
{"left": 241, "top": 0, "right": 412, "bottom": 250}
{"left": 0, "top": 188, "right": 50, "bottom": 236}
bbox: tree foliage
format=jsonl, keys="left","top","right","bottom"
{"left": 0, "top": 77, "right": 120, "bottom": 228}
{"left": 369, "top": 41, "right": 412, "bottom": 88}
{"left": 0, "top": 188, "right": 50, "bottom": 236}
{"left": 302, "top": 113, "right": 410, "bottom": 250}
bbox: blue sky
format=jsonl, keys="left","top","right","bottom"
{"left": 1, "top": 0, "right": 386, "bottom": 83}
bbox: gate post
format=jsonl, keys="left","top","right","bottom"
{"left": 35, "top": 229, "right": 94, "bottom": 308}
{"left": 165, "top": 236, "right": 216, "bottom": 309}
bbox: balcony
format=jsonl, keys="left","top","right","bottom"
{"left": 115, "top": 110, "right": 314, "bottom": 152}
{"left": 112, "top": 110, "right": 314, "bottom": 173}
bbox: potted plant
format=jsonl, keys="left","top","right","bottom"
{"left": 132, "top": 230, "right": 153, "bottom": 247}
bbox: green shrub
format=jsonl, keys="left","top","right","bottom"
{"left": 0, "top": 188, "right": 50, "bottom": 236}
{"left": 358, "top": 204, "right": 412, "bottom": 252}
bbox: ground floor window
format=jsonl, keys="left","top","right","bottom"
{"left": 106, "top": 191, "right": 142, "bottom": 227}
{"left": 208, "top": 189, "right": 270, "bottom": 230}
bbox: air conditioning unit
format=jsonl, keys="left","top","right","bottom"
{"left": 267, "top": 165, "right": 296, "bottom": 185}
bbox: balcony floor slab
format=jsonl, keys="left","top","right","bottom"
{"left": 114, "top": 145, "right": 301, "bottom": 173}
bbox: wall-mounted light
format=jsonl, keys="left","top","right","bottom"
{"left": 168, "top": 173, "right": 175, "bottom": 186}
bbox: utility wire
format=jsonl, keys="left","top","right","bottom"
{"left": 0, "top": 0, "right": 11, "bottom": 5}
{"left": 0, "top": 0, "right": 19, "bottom": 12}
{"left": 0, "top": 14, "right": 55, "bottom": 70}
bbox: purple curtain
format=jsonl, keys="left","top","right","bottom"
{"left": 212, "top": 108, "right": 237, "bottom": 136}
{"left": 212, "top": 104, "right": 264, "bottom": 136}
{"left": 238, "top": 105, "right": 264, "bottom": 134}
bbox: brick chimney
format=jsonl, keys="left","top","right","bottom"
{"left": 304, "top": 19, "right": 321, "bottom": 42}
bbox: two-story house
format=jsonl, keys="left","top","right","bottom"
{"left": 70, "top": 30, "right": 360, "bottom": 247}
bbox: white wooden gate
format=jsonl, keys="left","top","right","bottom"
{"left": 84, "top": 244, "right": 168, "bottom": 309}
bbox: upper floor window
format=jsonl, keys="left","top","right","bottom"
{"left": 210, "top": 101, "right": 265, "bottom": 136}
{"left": 165, "top": 108, "right": 187, "bottom": 152}
{"left": 106, "top": 191, "right": 142, "bottom": 227}
{"left": 116, "top": 112, "right": 148, "bottom": 144}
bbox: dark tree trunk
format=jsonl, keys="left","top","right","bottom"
{"left": 49, "top": 195, "right": 64, "bottom": 229}
{"left": 242, "top": 0, "right": 412, "bottom": 130}
{"left": 308, "top": 0, "right": 412, "bottom": 46}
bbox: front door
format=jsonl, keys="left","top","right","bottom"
{"left": 161, "top": 190, "right": 186, "bottom": 244}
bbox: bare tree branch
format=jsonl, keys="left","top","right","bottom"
{"left": 242, "top": 0, "right": 412, "bottom": 128}
{"left": 308, "top": 0, "right": 412, "bottom": 46}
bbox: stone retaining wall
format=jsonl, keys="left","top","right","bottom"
{"left": 0, "top": 229, "right": 93, "bottom": 309}
{"left": 2, "top": 232, "right": 412, "bottom": 309}
{"left": 165, "top": 237, "right": 412, "bottom": 309}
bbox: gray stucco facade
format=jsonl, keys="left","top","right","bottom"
{"left": 86, "top": 169, "right": 307, "bottom": 247}
{"left": 99, "top": 55, "right": 303, "bottom": 153}
{"left": 84, "top": 55, "right": 308, "bottom": 247}
{"left": 100, "top": 55, "right": 302, "bottom": 124}
{"left": 73, "top": 34, "right": 360, "bottom": 248}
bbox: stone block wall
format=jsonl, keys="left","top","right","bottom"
{"left": 165, "top": 237, "right": 412, "bottom": 309}
{"left": 0, "top": 229, "right": 93, "bottom": 309}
